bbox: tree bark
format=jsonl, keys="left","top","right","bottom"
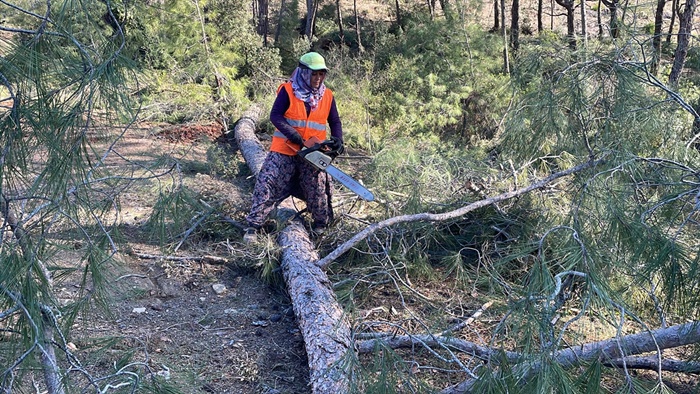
{"left": 601, "top": 0, "right": 620, "bottom": 38}
{"left": 256, "top": 0, "right": 269, "bottom": 46}
{"left": 336, "top": 0, "right": 345, "bottom": 46}
{"left": 537, "top": 0, "right": 544, "bottom": 32}
{"left": 274, "top": 0, "right": 286, "bottom": 45}
{"left": 651, "top": 0, "right": 667, "bottom": 75}
{"left": 511, "top": 0, "right": 520, "bottom": 51}
{"left": 439, "top": 0, "right": 452, "bottom": 18}
{"left": 502, "top": 0, "right": 510, "bottom": 72}
{"left": 40, "top": 310, "right": 66, "bottom": 394}
{"left": 354, "top": 0, "right": 364, "bottom": 51}
{"left": 440, "top": 321, "right": 700, "bottom": 394}
{"left": 305, "top": 0, "right": 317, "bottom": 40}
{"left": 493, "top": 0, "right": 500, "bottom": 31}
{"left": 395, "top": 0, "right": 403, "bottom": 31}
{"left": 228, "top": 105, "right": 266, "bottom": 176}
{"left": 580, "top": 0, "right": 588, "bottom": 46}
{"left": 666, "top": 0, "right": 678, "bottom": 44}
{"left": 232, "top": 105, "right": 352, "bottom": 394}
{"left": 597, "top": 0, "right": 603, "bottom": 37}
{"left": 278, "top": 224, "right": 352, "bottom": 393}
{"left": 668, "top": 0, "right": 697, "bottom": 87}
{"left": 551, "top": 0, "right": 555, "bottom": 28}
{"left": 555, "top": 0, "right": 577, "bottom": 47}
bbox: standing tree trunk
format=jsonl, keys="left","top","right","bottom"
{"left": 354, "top": 0, "right": 364, "bottom": 51}
{"left": 537, "top": 0, "right": 544, "bottom": 32}
{"left": 597, "top": 0, "right": 604, "bottom": 37}
{"left": 428, "top": 0, "right": 436, "bottom": 19}
{"left": 256, "top": 0, "right": 270, "bottom": 46}
{"left": 555, "top": 0, "right": 577, "bottom": 47}
{"left": 502, "top": 0, "right": 510, "bottom": 72}
{"left": 601, "top": 0, "right": 620, "bottom": 38}
{"left": 651, "top": 0, "right": 667, "bottom": 75}
{"left": 395, "top": 0, "right": 403, "bottom": 31}
{"left": 336, "top": 0, "right": 345, "bottom": 46}
{"left": 439, "top": 0, "right": 452, "bottom": 18}
{"left": 580, "top": 0, "right": 588, "bottom": 46}
{"left": 40, "top": 311, "right": 66, "bottom": 394}
{"left": 494, "top": 0, "right": 500, "bottom": 31}
{"left": 511, "top": 0, "right": 520, "bottom": 51}
{"left": 551, "top": 0, "right": 555, "bottom": 29}
{"left": 666, "top": 0, "right": 678, "bottom": 43}
{"left": 668, "top": 0, "right": 697, "bottom": 86}
{"left": 305, "top": 0, "right": 317, "bottom": 40}
{"left": 274, "top": 0, "right": 287, "bottom": 45}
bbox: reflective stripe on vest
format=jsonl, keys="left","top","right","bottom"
{"left": 269, "top": 82, "right": 334, "bottom": 156}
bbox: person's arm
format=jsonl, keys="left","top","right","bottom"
{"left": 270, "top": 88, "right": 303, "bottom": 144}
{"left": 328, "top": 98, "right": 343, "bottom": 140}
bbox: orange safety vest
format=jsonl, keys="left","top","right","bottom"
{"left": 269, "top": 82, "right": 334, "bottom": 156}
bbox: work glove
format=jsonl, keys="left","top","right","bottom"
{"left": 327, "top": 136, "right": 344, "bottom": 156}
{"left": 287, "top": 132, "right": 304, "bottom": 147}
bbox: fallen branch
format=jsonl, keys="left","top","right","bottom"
{"left": 604, "top": 356, "right": 700, "bottom": 374}
{"left": 355, "top": 333, "right": 522, "bottom": 365}
{"left": 316, "top": 159, "right": 602, "bottom": 269}
{"left": 440, "top": 320, "right": 700, "bottom": 394}
{"left": 133, "top": 252, "right": 229, "bottom": 264}
{"left": 440, "top": 301, "right": 494, "bottom": 336}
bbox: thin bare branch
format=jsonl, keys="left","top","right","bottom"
{"left": 440, "top": 301, "right": 494, "bottom": 336}
{"left": 317, "top": 159, "right": 603, "bottom": 268}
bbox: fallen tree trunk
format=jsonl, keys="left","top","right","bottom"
{"left": 232, "top": 105, "right": 352, "bottom": 394}
{"left": 226, "top": 105, "right": 266, "bottom": 177}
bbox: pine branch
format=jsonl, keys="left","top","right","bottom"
{"left": 355, "top": 333, "right": 523, "bottom": 364}
{"left": 440, "top": 301, "right": 494, "bottom": 336}
{"left": 440, "top": 321, "right": 700, "bottom": 393}
{"left": 317, "top": 159, "right": 603, "bottom": 268}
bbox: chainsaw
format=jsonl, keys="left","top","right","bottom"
{"left": 291, "top": 136, "right": 374, "bottom": 201}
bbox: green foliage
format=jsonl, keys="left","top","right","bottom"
{"left": 504, "top": 45, "right": 684, "bottom": 162}
{"left": 4, "top": 0, "right": 700, "bottom": 391}
{"left": 366, "top": 19, "right": 508, "bottom": 140}
{"left": 366, "top": 137, "right": 492, "bottom": 215}
{"left": 122, "top": 0, "right": 282, "bottom": 121}
{"left": 274, "top": 0, "right": 304, "bottom": 70}
{"left": 0, "top": 0, "right": 148, "bottom": 390}
{"left": 346, "top": 342, "right": 435, "bottom": 394}
{"left": 207, "top": 144, "right": 245, "bottom": 179}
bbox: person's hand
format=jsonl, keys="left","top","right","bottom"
{"left": 288, "top": 132, "right": 304, "bottom": 147}
{"left": 328, "top": 136, "right": 344, "bottom": 155}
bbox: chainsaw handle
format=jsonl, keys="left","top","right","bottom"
{"left": 292, "top": 136, "right": 338, "bottom": 159}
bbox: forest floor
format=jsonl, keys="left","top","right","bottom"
{"left": 67, "top": 122, "right": 311, "bottom": 394}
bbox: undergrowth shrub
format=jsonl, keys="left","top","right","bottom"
{"left": 363, "top": 18, "right": 509, "bottom": 142}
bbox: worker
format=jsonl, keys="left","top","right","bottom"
{"left": 244, "top": 52, "right": 344, "bottom": 243}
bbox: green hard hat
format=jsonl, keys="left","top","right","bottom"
{"left": 299, "top": 52, "right": 328, "bottom": 71}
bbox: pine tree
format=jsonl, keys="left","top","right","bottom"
{"left": 0, "top": 1, "right": 138, "bottom": 391}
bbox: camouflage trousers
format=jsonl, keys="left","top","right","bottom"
{"left": 246, "top": 151, "right": 333, "bottom": 229}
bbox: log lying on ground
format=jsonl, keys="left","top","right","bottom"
{"left": 439, "top": 321, "right": 700, "bottom": 394}
{"left": 232, "top": 105, "right": 351, "bottom": 393}
{"left": 226, "top": 104, "right": 266, "bottom": 176}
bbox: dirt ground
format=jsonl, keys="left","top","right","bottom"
{"left": 69, "top": 122, "right": 311, "bottom": 394}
